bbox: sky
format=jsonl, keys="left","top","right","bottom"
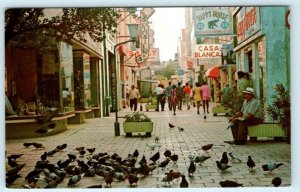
{"left": 150, "top": 8, "right": 185, "bottom": 62}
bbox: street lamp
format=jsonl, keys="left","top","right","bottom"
{"left": 114, "top": 23, "right": 139, "bottom": 136}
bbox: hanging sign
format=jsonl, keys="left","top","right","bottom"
{"left": 194, "top": 44, "right": 222, "bottom": 58}
{"left": 135, "top": 8, "right": 155, "bottom": 65}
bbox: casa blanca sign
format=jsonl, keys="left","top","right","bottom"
{"left": 194, "top": 44, "right": 222, "bottom": 58}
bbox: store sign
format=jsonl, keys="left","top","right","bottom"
{"left": 194, "top": 8, "right": 231, "bottom": 36}
{"left": 136, "top": 8, "right": 155, "bottom": 65}
{"left": 236, "top": 7, "right": 261, "bottom": 43}
{"left": 194, "top": 44, "right": 222, "bottom": 58}
{"left": 147, "top": 48, "right": 159, "bottom": 61}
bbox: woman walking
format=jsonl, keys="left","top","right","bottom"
{"left": 201, "top": 81, "right": 211, "bottom": 114}
{"left": 170, "top": 85, "right": 178, "bottom": 115}
{"left": 192, "top": 82, "right": 202, "bottom": 114}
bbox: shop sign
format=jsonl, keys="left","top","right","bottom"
{"left": 193, "top": 8, "right": 231, "bottom": 36}
{"left": 136, "top": 8, "right": 155, "bottom": 65}
{"left": 236, "top": 7, "right": 261, "bottom": 43}
{"left": 147, "top": 48, "right": 160, "bottom": 61}
{"left": 194, "top": 44, "right": 222, "bottom": 58}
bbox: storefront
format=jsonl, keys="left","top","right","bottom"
{"left": 233, "top": 6, "right": 290, "bottom": 104}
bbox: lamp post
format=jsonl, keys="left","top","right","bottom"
{"left": 113, "top": 23, "right": 139, "bottom": 136}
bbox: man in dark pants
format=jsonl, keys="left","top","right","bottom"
{"left": 224, "top": 87, "right": 262, "bottom": 145}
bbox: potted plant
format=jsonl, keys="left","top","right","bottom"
{"left": 123, "top": 111, "right": 153, "bottom": 137}
{"left": 266, "top": 83, "right": 291, "bottom": 143}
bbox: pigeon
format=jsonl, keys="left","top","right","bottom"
{"left": 178, "top": 127, "right": 184, "bottom": 131}
{"left": 194, "top": 155, "right": 211, "bottom": 164}
{"left": 170, "top": 154, "right": 179, "bottom": 164}
{"left": 6, "top": 163, "right": 26, "bottom": 178}
{"left": 220, "top": 152, "right": 229, "bottom": 165}
{"left": 6, "top": 173, "right": 22, "bottom": 185}
{"left": 146, "top": 143, "right": 161, "bottom": 150}
{"left": 36, "top": 110, "right": 58, "bottom": 124}
{"left": 79, "top": 149, "right": 86, "bottom": 157}
{"left": 40, "top": 152, "right": 48, "bottom": 161}
{"left": 272, "top": 177, "right": 282, "bottom": 187}
{"left": 8, "top": 157, "right": 19, "bottom": 168}
{"left": 128, "top": 173, "right": 139, "bottom": 186}
{"left": 154, "top": 136, "right": 159, "bottom": 143}
{"left": 179, "top": 175, "right": 189, "bottom": 188}
{"left": 202, "top": 144, "right": 213, "bottom": 152}
{"left": 104, "top": 172, "right": 113, "bottom": 187}
{"left": 219, "top": 180, "right": 243, "bottom": 187}
{"left": 247, "top": 156, "right": 255, "bottom": 170}
{"left": 164, "top": 149, "right": 172, "bottom": 158}
{"left": 23, "top": 142, "right": 34, "bottom": 148}
{"left": 56, "top": 144, "right": 67, "bottom": 151}
{"left": 67, "top": 173, "right": 85, "bottom": 186}
{"left": 25, "top": 168, "right": 42, "bottom": 180}
{"left": 161, "top": 170, "right": 173, "bottom": 187}
{"left": 47, "top": 149, "right": 59, "bottom": 157}
{"left": 204, "top": 115, "right": 207, "bottom": 119}
{"left": 216, "top": 161, "right": 232, "bottom": 171}
{"left": 168, "top": 123, "right": 175, "bottom": 128}
{"left": 228, "top": 151, "right": 242, "bottom": 162}
{"left": 262, "top": 163, "right": 283, "bottom": 172}
{"left": 132, "top": 149, "right": 139, "bottom": 159}
{"left": 35, "top": 122, "right": 56, "bottom": 134}
{"left": 149, "top": 151, "right": 160, "bottom": 163}
{"left": 32, "top": 142, "right": 45, "bottom": 149}
{"left": 86, "top": 148, "right": 96, "bottom": 154}
{"left": 188, "top": 161, "right": 196, "bottom": 176}
{"left": 7, "top": 154, "right": 23, "bottom": 160}
{"left": 159, "top": 158, "right": 170, "bottom": 169}
{"left": 87, "top": 184, "right": 102, "bottom": 188}
{"left": 138, "top": 155, "right": 147, "bottom": 166}
{"left": 75, "top": 146, "right": 85, "bottom": 151}
{"left": 67, "top": 153, "right": 77, "bottom": 161}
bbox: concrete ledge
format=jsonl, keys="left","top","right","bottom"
{"left": 5, "top": 113, "right": 75, "bottom": 139}
{"left": 91, "top": 106, "right": 101, "bottom": 118}
{"left": 68, "top": 109, "right": 92, "bottom": 124}
{"left": 212, "top": 105, "right": 231, "bottom": 116}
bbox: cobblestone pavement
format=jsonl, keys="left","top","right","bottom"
{"left": 5, "top": 103, "right": 291, "bottom": 189}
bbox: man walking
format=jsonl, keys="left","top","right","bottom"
{"left": 184, "top": 82, "right": 191, "bottom": 110}
{"left": 154, "top": 84, "right": 164, "bottom": 112}
{"left": 166, "top": 82, "right": 173, "bottom": 110}
{"left": 128, "top": 85, "right": 140, "bottom": 111}
{"left": 176, "top": 82, "right": 184, "bottom": 110}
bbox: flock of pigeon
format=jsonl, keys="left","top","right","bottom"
{"left": 6, "top": 122, "right": 285, "bottom": 188}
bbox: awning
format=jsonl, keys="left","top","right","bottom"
{"left": 205, "top": 66, "right": 219, "bottom": 78}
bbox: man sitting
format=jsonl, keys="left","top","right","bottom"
{"left": 225, "top": 87, "right": 262, "bottom": 145}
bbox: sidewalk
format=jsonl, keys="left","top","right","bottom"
{"left": 6, "top": 102, "right": 291, "bottom": 188}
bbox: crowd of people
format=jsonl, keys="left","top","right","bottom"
{"left": 154, "top": 81, "right": 212, "bottom": 116}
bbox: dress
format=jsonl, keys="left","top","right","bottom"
{"left": 192, "top": 87, "right": 202, "bottom": 102}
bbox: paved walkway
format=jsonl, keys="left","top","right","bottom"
{"left": 6, "top": 102, "right": 291, "bottom": 189}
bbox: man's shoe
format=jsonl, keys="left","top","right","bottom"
{"left": 235, "top": 140, "right": 246, "bottom": 145}
{"left": 224, "top": 140, "right": 236, "bottom": 145}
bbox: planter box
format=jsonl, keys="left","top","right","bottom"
{"left": 123, "top": 121, "right": 153, "bottom": 137}
{"left": 212, "top": 105, "right": 231, "bottom": 116}
{"left": 247, "top": 123, "right": 286, "bottom": 140}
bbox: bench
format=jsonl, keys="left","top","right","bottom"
{"left": 6, "top": 112, "right": 75, "bottom": 139}
{"left": 247, "top": 123, "right": 286, "bottom": 141}
{"left": 68, "top": 108, "right": 92, "bottom": 124}
{"left": 212, "top": 105, "right": 231, "bottom": 116}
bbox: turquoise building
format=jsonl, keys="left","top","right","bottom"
{"left": 233, "top": 6, "right": 290, "bottom": 107}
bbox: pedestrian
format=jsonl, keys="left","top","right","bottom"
{"left": 128, "top": 85, "right": 140, "bottom": 111}
{"left": 160, "top": 84, "right": 166, "bottom": 111}
{"left": 165, "top": 82, "right": 173, "bottom": 110}
{"left": 192, "top": 82, "right": 202, "bottom": 114}
{"left": 125, "top": 84, "right": 130, "bottom": 108}
{"left": 225, "top": 87, "right": 263, "bottom": 145}
{"left": 154, "top": 84, "right": 164, "bottom": 112}
{"left": 74, "top": 70, "right": 83, "bottom": 106}
{"left": 184, "top": 82, "right": 192, "bottom": 110}
{"left": 201, "top": 81, "right": 211, "bottom": 114}
{"left": 244, "top": 72, "right": 253, "bottom": 88}
{"left": 170, "top": 84, "right": 178, "bottom": 115}
{"left": 222, "top": 83, "right": 232, "bottom": 102}
{"left": 237, "top": 71, "right": 249, "bottom": 94}
{"left": 62, "top": 88, "right": 71, "bottom": 110}
{"left": 176, "top": 82, "right": 184, "bottom": 110}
